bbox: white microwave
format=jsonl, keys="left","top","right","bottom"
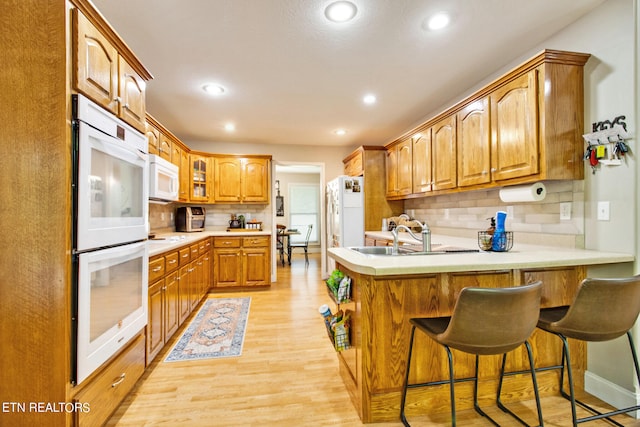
{"left": 149, "top": 154, "right": 179, "bottom": 202}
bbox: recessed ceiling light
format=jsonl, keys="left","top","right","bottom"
{"left": 363, "top": 94, "right": 376, "bottom": 105}
{"left": 334, "top": 129, "right": 347, "bottom": 136}
{"left": 325, "top": 1, "right": 357, "bottom": 23}
{"left": 426, "top": 12, "right": 450, "bottom": 31}
{"left": 224, "top": 123, "right": 236, "bottom": 132}
{"left": 203, "top": 83, "right": 225, "bottom": 96}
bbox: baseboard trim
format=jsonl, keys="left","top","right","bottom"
{"left": 584, "top": 370, "right": 639, "bottom": 419}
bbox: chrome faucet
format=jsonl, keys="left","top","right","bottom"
{"left": 391, "top": 221, "right": 431, "bottom": 254}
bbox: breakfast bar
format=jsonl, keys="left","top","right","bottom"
{"left": 327, "top": 236, "right": 633, "bottom": 423}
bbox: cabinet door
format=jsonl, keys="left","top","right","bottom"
{"left": 344, "top": 151, "right": 363, "bottom": 176}
{"left": 147, "top": 279, "right": 164, "bottom": 363}
{"left": 146, "top": 122, "right": 160, "bottom": 156}
{"left": 190, "top": 155, "right": 210, "bottom": 202}
{"left": 491, "top": 70, "right": 539, "bottom": 181}
{"left": 213, "top": 249, "right": 242, "bottom": 287}
{"left": 201, "top": 251, "right": 211, "bottom": 298}
{"left": 179, "top": 149, "right": 190, "bottom": 201}
{"left": 177, "top": 264, "right": 191, "bottom": 325}
{"left": 385, "top": 148, "right": 398, "bottom": 197}
{"left": 158, "top": 133, "right": 172, "bottom": 162}
{"left": 431, "top": 115, "right": 457, "bottom": 191}
{"left": 412, "top": 131, "right": 432, "bottom": 194}
{"left": 73, "top": 9, "right": 118, "bottom": 115}
{"left": 457, "top": 98, "right": 491, "bottom": 187}
{"left": 164, "top": 271, "right": 180, "bottom": 341}
{"left": 242, "top": 158, "right": 270, "bottom": 203}
{"left": 189, "top": 259, "right": 201, "bottom": 308}
{"left": 213, "top": 157, "right": 242, "bottom": 202}
{"left": 171, "top": 143, "right": 182, "bottom": 168}
{"left": 117, "top": 56, "right": 146, "bottom": 133}
{"left": 243, "top": 248, "right": 270, "bottom": 286}
{"left": 396, "top": 139, "right": 413, "bottom": 196}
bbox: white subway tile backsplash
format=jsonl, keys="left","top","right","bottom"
{"left": 404, "top": 181, "right": 584, "bottom": 248}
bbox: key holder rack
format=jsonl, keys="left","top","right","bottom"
{"left": 583, "top": 115, "right": 632, "bottom": 172}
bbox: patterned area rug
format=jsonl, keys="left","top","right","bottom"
{"left": 165, "top": 297, "right": 251, "bottom": 362}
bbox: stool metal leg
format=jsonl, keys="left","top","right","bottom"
{"left": 400, "top": 326, "right": 416, "bottom": 427}
{"left": 444, "top": 345, "right": 456, "bottom": 427}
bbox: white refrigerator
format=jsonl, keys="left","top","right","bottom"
{"left": 326, "top": 175, "right": 364, "bottom": 275}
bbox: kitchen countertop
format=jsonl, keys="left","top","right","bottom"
{"left": 148, "top": 230, "right": 271, "bottom": 256}
{"left": 329, "top": 232, "right": 634, "bottom": 276}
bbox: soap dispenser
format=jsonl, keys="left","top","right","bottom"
{"left": 491, "top": 211, "right": 507, "bottom": 251}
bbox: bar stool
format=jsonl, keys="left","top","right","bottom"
{"left": 400, "top": 281, "right": 544, "bottom": 427}
{"left": 536, "top": 275, "right": 640, "bottom": 426}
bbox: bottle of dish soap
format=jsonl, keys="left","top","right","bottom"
{"left": 491, "top": 211, "right": 507, "bottom": 251}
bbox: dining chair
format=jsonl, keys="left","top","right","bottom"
{"left": 400, "top": 281, "right": 544, "bottom": 427}
{"left": 536, "top": 275, "right": 640, "bottom": 426}
{"left": 276, "top": 224, "right": 286, "bottom": 266}
{"left": 288, "top": 224, "right": 312, "bottom": 265}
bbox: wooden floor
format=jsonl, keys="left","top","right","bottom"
{"left": 106, "top": 253, "right": 639, "bottom": 426}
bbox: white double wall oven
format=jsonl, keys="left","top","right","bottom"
{"left": 72, "top": 94, "right": 149, "bottom": 385}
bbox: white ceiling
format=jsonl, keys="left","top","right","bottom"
{"left": 92, "top": 0, "right": 605, "bottom": 147}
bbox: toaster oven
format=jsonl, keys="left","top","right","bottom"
{"left": 175, "top": 206, "right": 205, "bottom": 232}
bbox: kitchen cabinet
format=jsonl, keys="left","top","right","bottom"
{"left": 490, "top": 69, "right": 539, "bottom": 181}
{"left": 384, "top": 49, "right": 589, "bottom": 200}
{"left": 431, "top": 115, "right": 457, "bottom": 191}
{"left": 213, "top": 236, "right": 271, "bottom": 288}
{"left": 73, "top": 8, "right": 150, "bottom": 133}
{"left": 147, "top": 251, "right": 181, "bottom": 364}
{"left": 411, "top": 131, "right": 432, "bottom": 194}
{"left": 385, "top": 138, "right": 412, "bottom": 199}
{"left": 343, "top": 146, "right": 403, "bottom": 232}
{"left": 457, "top": 98, "right": 491, "bottom": 187}
{"left": 190, "top": 155, "right": 210, "bottom": 202}
{"left": 212, "top": 156, "right": 271, "bottom": 204}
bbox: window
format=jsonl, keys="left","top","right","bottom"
{"left": 288, "top": 184, "right": 319, "bottom": 244}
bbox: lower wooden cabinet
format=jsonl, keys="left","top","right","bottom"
{"left": 73, "top": 333, "right": 145, "bottom": 427}
{"left": 213, "top": 236, "right": 270, "bottom": 288}
{"left": 147, "top": 238, "right": 212, "bottom": 365}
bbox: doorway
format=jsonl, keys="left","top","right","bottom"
{"left": 271, "top": 162, "right": 325, "bottom": 281}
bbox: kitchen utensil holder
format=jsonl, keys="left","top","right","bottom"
{"left": 325, "top": 310, "right": 351, "bottom": 352}
{"left": 478, "top": 231, "right": 513, "bottom": 252}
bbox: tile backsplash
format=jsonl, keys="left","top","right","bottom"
{"left": 404, "top": 180, "right": 584, "bottom": 248}
{"left": 149, "top": 203, "right": 271, "bottom": 234}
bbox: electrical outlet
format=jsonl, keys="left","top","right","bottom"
{"left": 560, "top": 202, "right": 571, "bottom": 220}
{"left": 597, "top": 201, "right": 610, "bottom": 221}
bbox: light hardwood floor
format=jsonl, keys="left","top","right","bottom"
{"left": 106, "top": 253, "right": 639, "bottom": 426}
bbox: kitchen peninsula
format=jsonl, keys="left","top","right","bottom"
{"left": 326, "top": 237, "right": 633, "bottom": 423}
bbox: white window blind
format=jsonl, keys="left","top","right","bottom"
{"left": 288, "top": 184, "right": 319, "bottom": 244}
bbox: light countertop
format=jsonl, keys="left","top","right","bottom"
{"left": 148, "top": 230, "right": 271, "bottom": 256}
{"left": 329, "top": 232, "right": 634, "bottom": 276}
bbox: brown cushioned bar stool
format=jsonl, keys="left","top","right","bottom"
{"left": 536, "top": 275, "right": 640, "bottom": 426}
{"left": 400, "top": 281, "right": 544, "bottom": 427}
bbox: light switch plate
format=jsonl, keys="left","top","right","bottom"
{"left": 506, "top": 205, "right": 514, "bottom": 219}
{"left": 560, "top": 202, "right": 572, "bottom": 220}
{"left": 597, "top": 201, "right": 610, "bottom": 221}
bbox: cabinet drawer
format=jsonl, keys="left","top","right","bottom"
{"left": 243, "top": 236, "right": 269, "bottom": 247}
{"left": 214, "top": 237, "right": 241, "bottom": 248}
{"left": 148, "top": 257, "right": 165, "bottom": 283}
{"left": 74, "top": 333, "right": 145, "bottom": 427}
{"left": 165, "top": 251, "right": 179, "bottom": 274}
{"left": 198, "top": 240, "right": 206, "bottom": 253}
{"left": 190, "top": 244, "right": 200, "bottom": 258}
{"left": 179, "top": 247, "right": 191, "bottom": 266}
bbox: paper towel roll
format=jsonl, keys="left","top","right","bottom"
{"left": 499, "top": 182, "right": 546, "bottom": 203}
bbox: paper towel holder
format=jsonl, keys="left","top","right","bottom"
{"left": 498, "top": 182, "right": 546, "bottom": 203}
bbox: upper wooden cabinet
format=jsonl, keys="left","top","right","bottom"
{"left": 490, "top": 70, "right": 539, "bottom": 181}
{"left": 344, "top": 150, "right": 364, "bottom": 177}
{"left": 385, "top": 138, "right": 412, "bottom": 198}
{"left": 457, "top": 98, "right": 491, "bottom": 187}
{"left": 213, "top": 156, "right": 270, "bottom": 204}
{"left": 412, "top": 131, "right": 432, "bottom": 194}
{"left": 385, "top": 49, "right": 590, "bottom": 199}
{"left": 72, "top": 8, "right": 151, "bottom": 133}
{"left": 190, "top": 155, "right": 210, "bottom": 202}
{"left": 431, "top": 115, "right": 457, "bottom": 191}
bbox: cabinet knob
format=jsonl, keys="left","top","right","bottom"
{"left": 490, "top": 168, "right": 496, "bottom": 172}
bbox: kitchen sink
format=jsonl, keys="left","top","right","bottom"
{"left": 348, "top": 246, "right": 479, "bottom": 256}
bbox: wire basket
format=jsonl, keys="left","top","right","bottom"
{"left": 478, "top": 231, "right": 513, "bottom": 252}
